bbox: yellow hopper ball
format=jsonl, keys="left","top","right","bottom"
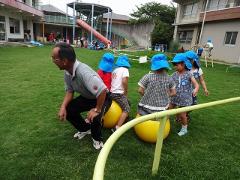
{"left": 103, "top": 101, "right": 122, "bottom": 128}
{"left": 134, "top": 114, "right": 170, "bottom": 143}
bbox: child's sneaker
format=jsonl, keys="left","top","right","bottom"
{"left": 92, "top": 138, "right": 104, "bottom": 150}
{"left": 178, "top": 128, "right": 188, "bottom": 136}
{"left": 111, "top": 127, "right": 117, "bottom": 133}
{"left": 73, "top": 130, "right": 91, "bottom": 139}
{"left": 111, "top": 125, "right": 120, "bottom": 133}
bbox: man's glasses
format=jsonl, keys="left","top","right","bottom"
{"left": 51, "top": 56, "right": 60, "bottom": 62}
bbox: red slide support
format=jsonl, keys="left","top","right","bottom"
{"left": 76, "top": 19, "right": 111, "bottom": 47}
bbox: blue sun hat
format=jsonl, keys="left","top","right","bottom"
{"left": 115, "top": 55, "right": 131, "bottom": 68}
{"left": 98, "top": 53, "right": 115, "bottom": 72}
{"left": 172, "top": 53, "right": 192, "bottom": 70}
{"left": 151, "top": 54, "right": 171, "bottom": 71}
{"left": 207, "top": 39, "right": 212, "bottom": 43}
{"left": 185, "top": 50, "right": 200, "bottom": 68}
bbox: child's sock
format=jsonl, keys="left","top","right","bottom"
{"left": 182, "top": 125, "right": 188, "bottom": 130}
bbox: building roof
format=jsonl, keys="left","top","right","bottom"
{"left": 173, "top": 0, "right": 195, "bottom": 4}
{"left": 103, "top": 12, "right": 130, "bottom": 21}
{"left": 41, "top": 4, "right": 66, "bottom": 15}
{"left": 67, "top": 2, "right": 112, "bottom": 17}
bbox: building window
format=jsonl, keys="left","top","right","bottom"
{"left": 235, "top": 0, "right": 240, "bottom": 6}
{"left": 178, "top": 31, "right": 193, "bottom": 44}
{"left": 9, "top": 18, "right": 20, "bottom": 34}
{"left": 0, "top": 16, "right": 6, "bottom": 41}
{"left": 207, "top": 0, "right": 228, "bottom": 10}
{"left": 224, "top": 32, "right": 238, "bottom": 45}
{"left": 183, "top": 3, "right": 198, "bottom": 17}
{"left": 0, "top": 16, "right": 5, "bottom": 22}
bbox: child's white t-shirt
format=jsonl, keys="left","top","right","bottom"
{"left": 207, "top": 42, "right": 213, "bottom": 48}
{"left": 111, "top": 67, "right": 129, "bottom": 94}
{"left": 190, "top": 68, "right": 203, "bottom": 79}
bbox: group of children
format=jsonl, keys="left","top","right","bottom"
{"left": 98, "top": 50, "right": 208, "bottom": 136}
{"left": 97, "top": 53, "right": 131, "bottom": 132}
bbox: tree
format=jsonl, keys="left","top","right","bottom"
{"left": 130, "top": 2, "right": 176, "bottom": 47}
{"left": 151, "top": 20, "right": 173, "bottom": 46}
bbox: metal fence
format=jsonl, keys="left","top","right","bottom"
{"left": 44, "top": 15, "right": 73, "bottom": 25}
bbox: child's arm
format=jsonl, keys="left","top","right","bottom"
{"left": 199, "top": 75, "right": 209, "bottom": 96}
{"left": 122, "top": 77, "right": 128, "bottom": 96}
{"left": 168, "top": 77, "right": 176, "bottom": 97}
{"left": 168, "top": 88, "right": 176, "bottom": 97}
{"left": 191, "top": 77, "right": 199, "bottom": 97}
{"left": 138, "top": 86, "right": 144, "bottom": 96}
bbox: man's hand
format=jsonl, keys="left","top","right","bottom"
{"left": 87, "top": 108, "right": 100, "bottom": 122}
{"left": 58, "top": 107, "right": 67, "bottom": 121}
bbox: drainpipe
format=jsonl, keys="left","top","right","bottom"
{"left": 109, "top": 11, "right": 112, "bottom": 41}
{"left": 73, "top": 1, "right": 76, "bottom": 44}
{"left": 106, "top": 8, "right": 110, "bottom": 39}
{"left": 198, "top": 0, "right": 209, "bottom": 44}
{"left": 91, "top": 4, "right": 94, "bottom": 43}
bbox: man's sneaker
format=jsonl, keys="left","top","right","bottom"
{"left": 178, "top": 128, "right": 188, "bottom": 136}
{"left": 92, "top": 138, "right": 104, "bottom": 150}
{"left": 73, "top": 130, "right": 91, "bottom": 140}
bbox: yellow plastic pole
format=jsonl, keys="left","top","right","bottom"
{"left": 152, "top": 116, "right": 167, "bottom": 175}
{"left": 93, "top": 97, "right": 240, "bottom": 180}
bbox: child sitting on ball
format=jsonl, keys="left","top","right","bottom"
{"left": 110, "top": 55, "right": 131, "bottom": 132}
{"left": 97, "top": 53, "right": 115, "bottom": 90}
{"left": 137, "top": 54, "right": 176, "bottom": 116}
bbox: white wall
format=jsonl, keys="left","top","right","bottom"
{"left": 201, "top": 20, "right": 240, "bottom": 63}
{"left": 0, "top": 10, "right": 24, "bottom": 40}
{"left": 0, "top": 9, "right": 35, "bottom": 41}
{"left": 111, "top": 22, "right": 154, "bottom": 48}
{"left": 27, "top": 20, "right": 34, "bottom": 40}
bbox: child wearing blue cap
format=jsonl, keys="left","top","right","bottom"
{"left": 137, "top": 54, "right": 176, "bottom": 115}
{"left": 185, "top": 50, "right": 209, "bottom": 105}
{"left": 170, "top": 53, "right": 199, "bottom": 136}
{"left": 197, "top": 45, "right": 204, "bottom": 58}
{"left": 97, "top": 53, "right": 115, "bottom": 90}
{"left": 110, "top": 55, "right": 131, "bottom": 132}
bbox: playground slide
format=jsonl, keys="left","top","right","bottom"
{"left": 76, "top": 19, "right": 111, "bottom": 47}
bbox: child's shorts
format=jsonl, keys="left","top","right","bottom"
{"left": 111, "top": 93, "right": 130, "bottom": 113}
{"left": 192, "top": 96, "right": 197, "bottom": 105}
{"left": 138, "top": 105, "right": 161, "bottom": 115}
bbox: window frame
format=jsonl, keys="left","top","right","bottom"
{"left": 183, "top": 3, "right": 198, "bottom": 17}
{"left": 178, "top": 31, "right": 194, "bottom": 44}
{"left": 224, "top": 31, "right": 238, "bottom": 46}
{"left": 207, "top": 0, "right": 228, "bottom": 10}
{"left": 235, "top": 0, "right": 240, "bottom": 6}
{"left": 9, "top": 17, "right": 20, "bottom": 34}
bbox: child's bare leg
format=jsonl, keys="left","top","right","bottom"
{"left": 180, "top": 112, "right": 188, "bottom": 126}
{"left": 176, "top": 114, "right": 181, "bottom": 122}
{"left": 116, "top": 112, "right": 128, "bottom": 127}
{"left": 178, "top": 112, "right": 188, "bottom": 136}
{"left": 169, "top": 104, "right": 179, "bottom": 122}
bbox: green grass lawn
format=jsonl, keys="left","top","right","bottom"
{"left": 0, "top": 46, "right": 240, "bottom": 179}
